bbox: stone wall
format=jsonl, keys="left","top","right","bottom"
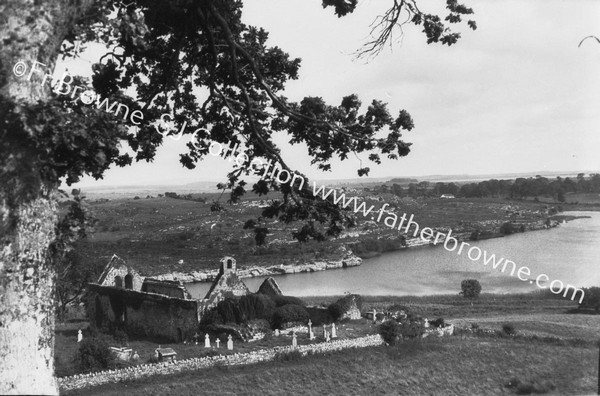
{"left": 97, "top": 255, "right": 144, "bottom": 291}
{"left": 87, "top": 285, "right": 199, "bottom": 342}
{"left": 58, "top": 335, "right": 383, "bottom": 392}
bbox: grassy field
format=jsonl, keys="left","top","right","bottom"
{"left": 73, "top": 192, "right": 583, "bottom": 277}
{"left": 55, "top": 317, "right": 378, "bottom": 378}
{"left": 67, "top": 336, "right": 598, "bottom": 396}
{"left": 57, "top": 293, "right": 600, "bottom": 393}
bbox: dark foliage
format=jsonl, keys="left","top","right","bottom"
{"left": 0, "top": 0, "right": 477, "bottom": 244}
{"left": 429, "top": 317, "right": 445, "bottom": 328}
{"left": 578, "top": 286, "right": 600, "bottom": 312}
{"left": 460, "top": 279, "right": 482, "bottom": 299}
{"left": 505, "top": 377, "right": 556, "bottom": 395}
{"left": 238, "top": 294, "right": 276, "bottom": 322}
{"left": 273, "top": 304, "right": 309, "bottom": 328}
{"left": 73, "top": 337, "right": 115, "bottom": 373}
{"left": 270, "top": 295, "right": 306, "bottom": 308}
{"left": 379, "top": 320, "right": 402, "bottom": 345}
{"left": 502, "top": 323, "right": 516, "bottom": 336}
{"left": 307, "top": 306, "right": 333, "bottom": 326}
{"left": 327, "top": 294, "right": 362, "bottom": 321}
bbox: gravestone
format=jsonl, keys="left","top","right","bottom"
{"left": 325, "top": 331, "right": 330, "bottom": 342}
{"left": 274, "top": 329, "right": 280, "bottom": 337}
{"left": 227, "top": 334, "right": 233, "bottom": 350}
{"left": 308, "top": 319, "right": 314, "bottom": 340}
{"left": 292, "top": 331, "right": 297, "bottom": 348}
{"left": 216, "top": 338, "right": 220, "bottom": 348}
{"left": 331, "top": 323, "right": 337, "bottom": 338}
{"left": 323, "top": 324, "right": 327, "bottom": 339}
{"left": 205, "top": 333, "right": 210, "bottom": 348}
{"left": 77, "top": 329, "right": 83, "bottom": 343}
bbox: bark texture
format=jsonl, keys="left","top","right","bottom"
{"left": 0, "top": 0, "right": 95, "bottom": 393}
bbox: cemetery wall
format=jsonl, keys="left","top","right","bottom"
{"left": 87, "top": 284, "right": 199, "bottom": 342}
{"left": 59, "top": 335, "right": 384, "bottom": 392}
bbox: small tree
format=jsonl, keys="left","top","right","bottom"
{"left": 579, "top": 287, "right": 600, "bottom": 312}
{"left": 73, "top": 337, "right": 115, "bottom": 374}
{"left": 379, "top": 320, "right": 402, "bottom": 345}
{"left": 460, "top": 279, "right": 482, "bottom": 299}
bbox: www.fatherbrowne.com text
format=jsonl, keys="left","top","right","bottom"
{"left": 15, "top": 60, "right": 584, "bottom": 304}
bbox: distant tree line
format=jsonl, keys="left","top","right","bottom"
{"left": 369, "top": 173, "right": 600, "bottom": 201}
{"left": 164, "top": 192, "right": 207, "bottom": 203}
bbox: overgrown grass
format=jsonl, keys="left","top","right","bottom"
{"left": 65, "top": 336, "right": 598, "bottom": 396}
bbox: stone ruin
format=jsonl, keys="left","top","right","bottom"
{"left": 87, "top": 255, "right": 282, "bottom": 342}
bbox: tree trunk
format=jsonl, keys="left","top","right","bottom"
{"left": 0, "top": 1, "right": 94, "bottom": 393}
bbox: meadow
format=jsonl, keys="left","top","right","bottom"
{"left": 74, "top": 191, "right": 582, "bottom": 278}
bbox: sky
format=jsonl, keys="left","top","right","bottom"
{"left": 69, "top": 0, "right": 600, "bottom": 188}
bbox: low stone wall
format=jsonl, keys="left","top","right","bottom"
{"left": 58, "top": 335, "right": 383, "bottom": 392}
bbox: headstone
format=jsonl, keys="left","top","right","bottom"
{"left": 424, "top": 318, "right": 430, "bottom": 328}
{"left": 204, "top": 333, "right": 210, "bottom": 348}
{"left": 132, "top": 351, "right": 140, "bottom": 361}
{"left": 216, "top": 338, "right": 220, "bottom": 348}
{"left": 331, "top": 323, "right": 337, "bottom": 338}
{"left": 308, "top": 319, "right": 315, "bottom": 340}
{"left": 323, "top": 324, "right": 327, "bottom": 339}
{"left": 227, "top": 334, "right": 233, "bottom": 350}
{"left": 325, "top": 331, "right": 330, "bottom": 342}
{"left": 274, "top": 329, "right": 280, "bottom": 337}
{"left": 77, "top": 329, "right": 83, "bottom": 343}
{"left": 292, "top": 331, "right": 297, "bottom": 348}
{"left": 372, "top": 308, "right": 377, "bottom": 323}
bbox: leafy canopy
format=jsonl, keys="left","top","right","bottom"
{"left": 2, "top": 0, "right": 475, "bottom": 243}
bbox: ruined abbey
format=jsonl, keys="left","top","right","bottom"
{"left": 87, "top": 255, "right": 281, "bottom": 342}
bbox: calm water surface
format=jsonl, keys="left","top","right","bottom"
{"left": 187, "top": 211, "right": 600, "bottom": 297}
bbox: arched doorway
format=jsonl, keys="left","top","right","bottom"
{"left": 125, "top": 274, "right": 133, "bottom": 289}
{"left": 115, "top": 275, "right": 123, "bottom": 288}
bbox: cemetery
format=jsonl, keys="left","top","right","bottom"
{"left": 56, "top": 254, "right": 458, "bottom": 391}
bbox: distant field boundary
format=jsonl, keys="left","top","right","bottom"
{"left": 58, "top": 335, "right": 383, "bottom": 392}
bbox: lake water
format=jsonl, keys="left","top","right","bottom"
{"left": 187, "top": 211, "right": 600, "bottom": 297}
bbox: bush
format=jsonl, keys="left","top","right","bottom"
{"left": 500, "top": 222, "right": 512, "bottom": 235}
{"left": 398, "top": 318, "right": 425, "bottom": 339}
{"left": 238, "top": 294, "right": 275, "bottom": 322}
{"left": 273, "top": 304, "right": 309, "bottom": 328}
{"left": 73, "top": 337, "right": 115, "bottom": 373}
{"left": 505, "top": 377, "right": 555, "bottom": 395}
{"left": 328, "top": 294, "right": 362, "bottom": 321}
{"left": 307, "top": 306, "right": 333, "bottom": 326}
{"left": 379, "top": 320, "right": 402, "bottom": 345}
{"left": 112, "top": 329, "right": 128, "bottom": 346}
{"left": 502, "top": 323, "right": 516, "bottom": 336}
{"left": 379, "top": 318, "right": 425, "bottom": 345}
{"left": 216, "top": 297, "right": 242, "bottom": 324}
{"left": 327, "top": 302, "right": 344, "bottom": 322}
{"left": 270, "top": 295, "right": 305, "bottom": 308}
{"left": 578, "top": 286, "right": 600, "bottom": 312}
{"left": 460, "top": 279, "right": 482, "bottom": 299}
{"left": 429, "top": 318, "right": 445, "bottom": 328}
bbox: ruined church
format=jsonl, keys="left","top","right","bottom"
{"left": 87, "top": 255, "right": 281, "bottom": 342}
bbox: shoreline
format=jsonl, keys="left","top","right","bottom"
{"left": 153, "top": 213, "right": 591, "bottom": 284}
